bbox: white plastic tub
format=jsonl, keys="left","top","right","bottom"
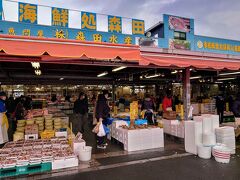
{"left": 197, "top": 144, "right": 211, "bottom": 159}
{"left": 212, "top": 144, "right": 231, "bottom": 164}
{"left": 78, "top": 146, "right": 92, "bottom": 161}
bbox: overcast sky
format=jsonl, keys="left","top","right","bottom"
{"left": 3, "top": 0, "right": 240, "bottom": 40}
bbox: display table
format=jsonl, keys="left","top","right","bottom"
{"left": 111, "top": 121, "right": 164, "bottom": 152}
{"left": 163, "top": 119, "right": 184, "bottom": 138}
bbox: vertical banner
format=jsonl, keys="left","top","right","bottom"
{"left": 52, "top": 7, "right": 69, "bottom": 27}
{"left": 108, "top": 15, "right": 122, "bottom": 33}
{"left": 19, "top": 2, "right": 37, "bottom": 24}
{"left": 81, "top": 11, "right": 96, "bottom": 30}
{"left": 132, "top": 19, "right": 145, "bottom": 35}
{"left": 0, "top": 0, "right": 2, "bottom": 20}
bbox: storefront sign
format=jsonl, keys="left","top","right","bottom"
{"left": 81, "top": 11, "right": 96, "bottom": 30}
{"left": 0, "top": 0, "right": 3, "bottom": 20}
{"left": 169, "top": 39, "right": 191, "bottom": 50}
{"left": 197, "top": 40, "right": 240, "bottom": 52}
{"left": 132, "top": 19, "right": 145, "bottom": 35}
{"left": 15, "top": 2, "right": 144, "bottom": 36}
{"left": 18, "top": 2, "right": 37, "bottom": 24}
{"left": 108, "top": 15, "right": 122, "bottom": 33}
{"left": 169, "top": 15, "right": 190, "bottom": 32}
{"left": 0, "top": 2, "right": 145, "bottom": 45}
{"left": 52, "top": 7, "right": 69, "bottom": 27}
{"left": 0, "top": 20, "right": 139, "bottom": 45}
{"left": 195, "top": 36, "right": 240, "bottom": 55}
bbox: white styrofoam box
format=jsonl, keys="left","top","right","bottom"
{"left": 185, "top": 121, "right": 202, "bottom": 155}
{"left": 211, "top": 115, "right": 219, "bottom": 131}
{"left": 197, "top": 144, "right": 212, "bottom": 159}
{"left": 170, "top": 120, "right": 180, "bottom": 125}
{"left": 141, "top": 129, "right": 152, "bottom": 148}
{"left": 193, "top": 116, "right": 203, "bottom": 122}
{"left": 52, "top": 159, "right": 65, "bottom": 170}
{"left": 65, "top": 157, "right": 79, "bottom": 168}
{"left": 215, "top": 126, "right": 235, "bottom": 134}
{"left": 52, "top": 158, "right": 78, "bottom": 170}
{"left": 25, "top": 134, "right": 38, "bottom": 140}
{"left": 152, "top": 128, "right": 164, "bottom": 148}
{"left": 202, "top": 133, "right": 216, "bottom": 146}
{"left": 202, "top": 117, "right": 212, "bottom": 133}
{"left": 55, "top": 131, "right": 68, "bottom": 138}
{"left": 73, "top": 140, "right": 86, "bottom": 155}
{"left": 192, "top": 103, "right": 200, "bottom": 115}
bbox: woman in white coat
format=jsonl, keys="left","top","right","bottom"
{"left": 0, "top": 92, "right": 9, "bottom": 144}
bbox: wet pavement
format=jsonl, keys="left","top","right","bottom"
{"left": 46, "top": 151, "right": 240, "bottom": 180}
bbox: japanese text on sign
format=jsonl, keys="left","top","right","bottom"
{"left": 81, "top": 12, "right": 96, "bottom": 30}
{"left": 108, "top": 16, "right": 122, "bottom": 33}
{"left": 19, "top": 3, "right": 37, "bottom": 24}
{"left": 52, "top": 8, "right": 69, "bottom": 27}
{"left": 197, "top": 40, "right": 240, "bottom": 52}
{"left": 132, "top": 19, "right": 145, "bottom": 35}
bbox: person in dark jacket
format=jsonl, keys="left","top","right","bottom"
{"left": 216, "top": 94, "right": 225, "bottom": 124}
{"left": 232, "top": 93, "right": 240, "bottom": 117}
{"left": 141, "top": 94, "right": 155, "bottom": 111}
{"left": 95, "top": 90, "right": 110, "bottom": 149}
{"left": 73, "top": 92, "right": 88, "bottom": 133}
{"left": 15, "top": 97, "right": 25, "bottom": 120}
{"left": 141, "top": 94, "right": 155, "bottom": 125}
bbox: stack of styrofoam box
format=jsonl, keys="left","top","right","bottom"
{"left": 163, "top": 120, "right": 184, "bottom": 138}
{"left": 121, "top": 128, "right": 164, "bottom": 152}
{"left": 111, "top": 120, "right": 128, "bottom": 141}
{"left": 184, "top": 115, "right": 219, "bottom": 155}
{"left": 191, "top": 103, "right": 200, "bottom": 115}
{"left": 177, "top": 122, "right": 185, "bottom": 138}
{"left": 215, "top": 126, "right": 236, "bottom": 154}
{"left": 152, "top": 127, "right": 164, "bottom": 149}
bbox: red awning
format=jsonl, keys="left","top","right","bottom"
{"left": 141, "top": 52, "right": 240, "bottom": 70}
{"left": 0, "top": 35, "right": 140, "bottom": 62}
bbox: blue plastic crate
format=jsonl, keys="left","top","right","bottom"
{"left": 126, "top": 119, "right": 148, "bottom": 126}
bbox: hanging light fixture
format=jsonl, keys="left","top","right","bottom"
{"left": 35, "top": 70, "right": 42, "bottom": 76}
{"left": 31, "top": 62, "right": 40, "bottom": 69}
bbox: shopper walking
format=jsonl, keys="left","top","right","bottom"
{"left": 0, "top": 91, "right": 9, "bottom": 144}
{"left": 73, "top": 92, "right": 89, "bottom": 134}
{"left": 95, "top": 90, "right": 110, "bottom": 149}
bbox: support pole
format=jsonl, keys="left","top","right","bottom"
{"left": 112, "top": 81, "right": 116, "bottom": 103}
{"left": 183, "top": 68, "right": 191, "bottom": 120}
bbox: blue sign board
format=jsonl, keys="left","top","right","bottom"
{"left": 194, "top": 35, "right": 240, "bottom": 55}
{"left": 81, "top": 11, "right": 97, "bottom": 31}
{"left": 108, "top": 15, "right": 122, "bottom": 33}
{"left": 51, "top": 7, "right": 69, "bottom": 28}
{"left": 0, "top": 0, "right": 2, "bottom": 21}
{"left": 18, "top": 2, "right": 37, "bottom": 24}
{"left": 0, "top": 20, "right": 140, "bottom": 45}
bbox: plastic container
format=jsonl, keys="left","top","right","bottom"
{"left": 78, "top": 146, "right": 92, "bottom": 161}
{"left": 212, "top": 144, "right": 231, "bottom": 164}
{"left": 197, "top": 144, "right": 211, "bottom": 159}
